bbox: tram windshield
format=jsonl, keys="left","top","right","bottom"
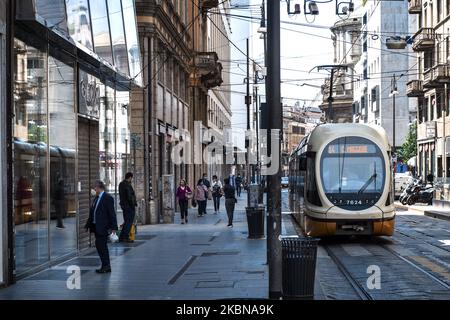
{"left": 320, "top": 137, "right": 386, "bottom": 210}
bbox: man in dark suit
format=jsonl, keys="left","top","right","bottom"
{"left": 85, "top": 180, "right": 118, "bottom": 273}
{"left": 118, "top": 172, "right": 137, "bottom": 242}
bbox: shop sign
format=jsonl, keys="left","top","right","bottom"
{"left": 79, "top": 69, "right": 101, "bottom": 119}
{"left": 426, "top": 121, "right": 436, "bottom": 138}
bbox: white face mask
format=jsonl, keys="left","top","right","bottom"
{"left": 90, "top": 189, "right": 97, "bottom": 197}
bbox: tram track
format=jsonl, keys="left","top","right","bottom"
{"left": 289, "top": 214, "right": 450, "bottom": 300}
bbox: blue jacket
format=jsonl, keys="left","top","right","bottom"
{"left": 85, "top": 192, "right": 118, "bottom": 236}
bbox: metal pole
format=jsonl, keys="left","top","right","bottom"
{"left": 328, "top": 70, "right": 335, "bottom": 123}
{"left": 444, "top": 84, "right": 447, "bottom": 179}
{"left": 267, "top": 0, "right": 282, "bottom": 299}
{"left": 393, "top": 75, "right": 396, "bottom": 188}
{"left": 246, "top": 38, "right": 251, "bottom": 204}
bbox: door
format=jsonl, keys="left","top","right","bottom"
{"left": 78, "top": 117, "right": 99, "bottom": 250}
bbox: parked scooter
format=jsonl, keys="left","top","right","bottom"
{"left": 406, "top": 180, "right": 434, "bottom": 206}
{"left": 399, "top": 179, "right": 420, "bottom": 205}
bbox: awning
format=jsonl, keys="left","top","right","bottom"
{"left": 407, "top": 156, "right": 417, "bottom": 167}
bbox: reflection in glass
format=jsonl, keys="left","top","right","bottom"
{"left": 65, "top": 0, "right": 94, "bottom": 50}
{"left": 48, "top": 56, "right": 77, "bottom": 259}
{"left": 99, "top": 86, "right": 117, "bottom": 201}
{"left": 122, "top": 0, "right": 142, "bottom": 85}
{"left": 35, "top": 0, "right": 69, "bottom": 35}
{"left": 116, "top": 91, "right": 131, "bottom": 200}
{"left": 107, "top": 0, "right": 129, "bottom": 75}
{"left": 13, "top": 39, "right": 49, "bottom": 274}
{"left": 89, "top": 0, "right": 114, "bottom": 65}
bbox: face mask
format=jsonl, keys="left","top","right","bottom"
{"left": 90, "top": 189, "right": 97, "bottom": 197}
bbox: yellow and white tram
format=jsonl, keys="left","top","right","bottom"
{"left": 289, "top": 123, "right": 395, "bottom": 237}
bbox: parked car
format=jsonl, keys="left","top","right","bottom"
{"left": 281, "top": 177, "right": 289, "bottom": 188}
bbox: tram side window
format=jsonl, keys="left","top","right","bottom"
{"left": 306, "top": 153, "right": 322, "bottom": 206}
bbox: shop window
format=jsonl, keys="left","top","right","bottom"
{"left": 13, "top": 39, "right": 49, "bottom": 274}
{"left": 36, "top": 0, "right": 69, "bottom": 34}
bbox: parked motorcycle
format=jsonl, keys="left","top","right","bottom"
{"left": 406, "top": 181, "right": 434, "bottom": 206}
{"left": 399, "top": 179, "right": 420, "bottom": 205}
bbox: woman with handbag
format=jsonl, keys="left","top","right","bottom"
{"left": 223, "top": 178, "right": 237, "bottom": 227}
{"left": 194, "top": 179, "right": 208, "bottom": 217}
{"left": 211, "top": 175, "right": 223, "bottom": 214}
{"left": 176, "top": 179, "right": 192, "bottom": 224}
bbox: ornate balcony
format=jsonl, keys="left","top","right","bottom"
{"left": 432, "top": 64, "right": 450, "bottom": 83}
{"left": 406, "top": 80, "right": 424, "bottom": 97}
{"left": 202, "top": 0, "right": 219, "bottom": 10}
{"left": 190, "top": 52, "right": 223, "bottom": 89}
{"left": 423, "top": 68, "right": 436, "bottom": 88}
{"left": 408, "top": 0, "right": 422, "bottom": 14}
{"left": 412, "top": 28, "right": 436, "bottom": 51}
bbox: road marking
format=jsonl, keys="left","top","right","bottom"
{"left": 341, "top": 244, "right": 372, "bottom": 257}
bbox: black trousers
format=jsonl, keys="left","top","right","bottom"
{"left": 213, "top": 195, "right": 221, "bottom": 211}
{"left": 55, "top": 199, "right": 65, "bottom": 227}
{"left": 120, "top": 206, "right": 135, "bottom": 240}
{"left": 236, "top": 186, "right": 242, "bottom": 197}
{"left": 197, "top": 200, "right": 207, "bottom": 216}
{"left": 179, "top": 199, "right": 188, "bottom": 219}
{"left": 95, "top": 234, "right": 110, "bottom": 268}
{"left": 225, "top": 198, "right": 236, "bottom": 225}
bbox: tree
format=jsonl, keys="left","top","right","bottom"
{"left": 398, "top": 122, "right": 417, "bottom": 162}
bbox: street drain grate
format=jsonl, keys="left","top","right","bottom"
{"left": 195, "top": 281, "right": 235, "bottom": 288}
{"left": 113, "top": 240, "right": 145, "bottom": 248}
{"left": 201, "top": 250, "right": 240, "bottom": 257}
{"left": 26, "top": 269, "right": 90, "bottom": 281}
{"left": 190, "top": 243, "right": 211, "bottom": 246}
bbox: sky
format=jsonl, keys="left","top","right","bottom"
{"left": 228, "top": 0, "right": 352, "bottom": 148}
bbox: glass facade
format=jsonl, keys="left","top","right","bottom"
{"left": 30, "top": 0, "right": 142, "bottom": 84}
{"left": 89, "top": 0, "right": 114, "bottom": 65}
{"left": 65, "top": 0, "right": 94, "bottom": 50}
{"left": 107, "top": 0, "right": 129, "bottom": 75}
{"left": 13, "top": 39, "right": 50, "bottom": 273}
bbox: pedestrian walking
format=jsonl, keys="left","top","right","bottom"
{"left": 118, "top": 172, "right": 137, "bottom": 243}
{"left": 176, "top": 179, "right": 192, "bottom": 224}
{"left": 194, "top": 179, "right": 208, "bottom": 217}
{"left": 202, "top": 173, "right": 211, "bottom": 214}
{"left": 235, "top": 173, "right": 243, "bottom": 197}
{"left": 223, "top": 178, "right": 237, "bottom": 227}
{"left": 85, "top": 180, "right": 118, "bottom": 273}
{"left": 211, "top": 175, "right": 223, "bottom": 214}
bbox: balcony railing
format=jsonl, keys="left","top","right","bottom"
{"left": 423, "top": 68, "right": 435, "bottom": 88}
{"left": 408, "top": 0, "right": 422, "bottom": 14}
{"left": 202, "top": 0, "right": 219, "bottom": 10}
{"left": 432, "top": 64, "right": 450, "bottom": 83}
{"left": 412, "top": 28, "right": 436, "bottom": 51}
{"left": 406, "top": 80, "right": 424, "bottom": 97}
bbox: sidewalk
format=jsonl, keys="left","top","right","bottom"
{"left": 395, "top": 201, "right": 450, "bottom": 221}
{"left": 0, "top": 193, "right": 296, "bottom": 300}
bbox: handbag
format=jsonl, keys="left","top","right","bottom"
{"left": 207, "top": 189, "right": 213, "bottom": 200}
{"left": 109, "top": 232, "right": 119, "bottom": 243}
{"left": 191, "top": 198, "right": 197, "bottom": 207}
{"left": 186, "top": 190, "right": 193, "bottom": 200}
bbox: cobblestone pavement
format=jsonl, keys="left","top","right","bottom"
{"left": 284, "top": 191, "right": 450, "bottom": 300}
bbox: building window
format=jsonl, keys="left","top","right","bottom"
{"left": 438, "top": 0, "right": 442, "bottom": 23}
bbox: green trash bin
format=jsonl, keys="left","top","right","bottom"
{"left": 281, "top": 236, "right": 319, "bottom": 299}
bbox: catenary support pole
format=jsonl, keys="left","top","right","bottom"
{"left": 266, "top": 0, "right": 282, "bottom": 299}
